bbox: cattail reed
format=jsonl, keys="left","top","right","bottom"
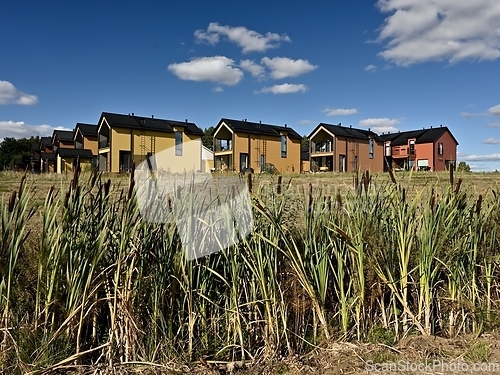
{"left": 8, "top": 191, "right": 16, "bottom": 213}
{"left": 454, "top": 178, "right": 463, "bottom": 194}
{"left": 247, "top": 173, "right": 253, "bottom": 193}
{"left": 388, "top": 167, "right": 397, "bottom": 184}
{"left": 476, "top": 194, "right": 482, "bottom": 215}
{"left": 277, "top": 175, "right": 282, "bottom": 194}
{"left": 18, "top": 174, "right": 26, "bottom": 200}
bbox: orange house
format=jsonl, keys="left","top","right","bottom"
{"left": 379, "top": 126, "right": 458, "bottom": 171}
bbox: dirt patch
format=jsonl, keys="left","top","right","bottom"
{"left": 61, "top": 335, "right": 500, "bottom": 374}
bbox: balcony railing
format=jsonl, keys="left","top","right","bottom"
{"left": 311, "top": 141, "right": 333, "bottom": 153}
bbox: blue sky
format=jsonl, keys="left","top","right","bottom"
{"left": 1, "top": 0, "right": 500, "bottom": 170}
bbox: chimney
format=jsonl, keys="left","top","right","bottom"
{"left": 430, "top": 126, "right": 432, "bottom": 129}
{"left": 152, "top": 114, "right": 154, "bottom": 119}
{"left": 185, "top": 119, "right": 188, "bottom": 123}
{"left": 245, "top": 119, "right": 247, "bottom": 122}
{"left": 338, "top": 123, "right": 341, "bottom": 126}
{"left": 350, "top": 125, "right": 352, "bottom": 128}
{"left": 440, "top": 124, "right": 442, "bottom": 127}
{"left": 285, "top": 124, "right": 287, "bottom": 128}
{"left": 132, "top": 113, "right": 134, "bottom": 116}
{"left": 368, "top": 128, "right": 371, "bottom": 131}
{"left": 259, "top": 120, "right": 261, "bottom": 124}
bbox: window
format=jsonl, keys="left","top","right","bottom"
{"left": 281, "top": 135, "right": 287, "bottom": 158}
{"left": 369, "top": 138, "right": 374, "bottom": 159}
{"left": 409, "top": 140, "right": 415, "bottom": 155}
{"left": 175, "top": 132, "right": 182, "bottom": 156}
{"left": 438, "top": 143, "right": 443, "bottom": 155}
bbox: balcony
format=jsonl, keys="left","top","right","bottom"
{"left": 214, "top": 139, "right": 232, "bottom": 153}
{"left": 311, "top": 140, "right": 333, "bottom": 154}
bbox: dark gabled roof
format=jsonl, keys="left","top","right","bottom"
{"left": 309, "top": 123, "right": 380, "bottom": 141}
{"left": 53, "top": 130, "right": 75, "bottom": 143}
{"left": 41, "top": 152, "right": 55, "bottom": 160}
{"left": 217, "top": 118, "right": 302, "bottom": 139}
{"left": 57, "top": 149, "right": 94, "bottom": 159}
{"left": 75, "top": 123, "right": 98, "bottom": 137}
{"left": 378, "top": 126, "right": 458, "bottom": 146}
{"left": 99, "top": 112, "right": 203, "bottom": 136}
{"left": 41, "top": 137, "right": 52, "bottom": 147}
{"left": 31, "top": 143, "right": 40, "bottom": 152}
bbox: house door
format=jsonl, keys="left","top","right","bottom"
{"left": 119, "top": 151, "right": 132, "bottom": 172}
{"left": 240, "top": 153, "right": 249, "bottom": 171}
{"left": 339, "top": 155, "right": 346, "bottom": 172}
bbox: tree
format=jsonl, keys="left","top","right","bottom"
{"left": 0, "top": 136, "right": 39, "bottom": 170}
{"left": 202, "top": 127, "right": 215, "bottom": 150}
{"left": 457, "top": 161, "right": 471, "bottom": 172}
{"left": 301, "top": 135, "right": 309, "bottom": 149}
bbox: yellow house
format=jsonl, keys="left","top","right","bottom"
{"left": 74, "top": 123, "right": 98, "bottom": 155}
{"left": 56, "top": 149, "right": 95, "bottom": 173}
{"left": 97, "top": 112, "right": 204, "bottom": 173}
{"left": 213, "top": 118, "right": 302, "bottom": 174}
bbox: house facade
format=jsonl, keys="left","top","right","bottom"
{"left": 379, "top": 126, "right": 458, "bottom": 171}
{"left": 213, "top": 118, "right": 301, "bottom": 173}
{"left": 308, "top": 123, "right": 384, "bottom": 172}
{"left": 97, "top": 112, "right": 203, "bottom": 173}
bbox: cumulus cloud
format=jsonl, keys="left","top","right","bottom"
{"left": 375, "top": 0, "right": 500, "bottom": 66}
{"left": 212, "top": 87, "right": 224, "bottom": 93}
{"left": 487, "top": 122, "right": 500, "bottom": 128}
{"left": 488, "top": 104, "right": 500, "bottom": 116}
{"left": 460, "top": 153, "right": 500, "bottom": 162}
{"left": 240, "top": 59, "right": 265, "bottom": 79}
{"left": 168, "top": 56, "right": 243, "bottom": 85}
{"left": 194, "top": 23, "right": 291, "bottom": 53}
{"left": 0, "top": 80, "right": 38, "bottom": 105}
{"left": 322, "top": 108, "right": 358, "bottom": 116}
{"left": 359, "top": 117, "right": 400, "bottom": 133}
{"left": 365, "top": 64, "right": 377, "bottom": 72}
{"left": 261, "top": 57, "right": 317, "bottom": 79}
{"left": 258, "top": 83, "right": 308, "bottom": 94}
{"left": 483, "top": 138, "right": 500, "bottom": 144}
{"left": 460, "top": 111, "right": 486, "bottom": 118}
{"left": 0, "top": 121, "right": 70, "bottom": 142}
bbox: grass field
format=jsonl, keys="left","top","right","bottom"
{"left": 2, "top": 169, "right": 500, "bottom": 374}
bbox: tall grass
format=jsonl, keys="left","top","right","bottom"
{"left": 0, "top": 168, "right": 500, "bottom": 373}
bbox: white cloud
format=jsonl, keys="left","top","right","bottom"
{"left": 168, "top": 56, "right": 243, "bottom": 85}
{"left": 359, "top": 117, "right": 400, "bottom": 133}
{"left": 258, "top": 83, "right": 308, "bottom": 94}
{"left": 375, "top": 0, "right": 500, "bottom": 65}
{"left": 261, "top": 57, "right": 317, "bottom": 79}
{"left": 299, "top": 119, "right": 315, "bottom": 125}
{"left": 365, "top": 64, "right": 377, "bottom": 72}
{"left": 0, "top": 121, "right": 70, "bottom": 142}
{"left": 322, "top": 108, "right": 358, "bottom": 116}
{"left": 460, "top": 111, "right": 486, "bottom": 118}
{"left": 0, "top": 80, "right": 38, "bottom": 105}
{"left": 240, "top": 59, "right": 265, "bottom": 79}
{"left": 460, "top": 153, "right": 500, "bottom": 162}
{"left": 488, "top": 104, "right": 500, "bottom": 116}
{"left": 194, "top": 23, "right": 291, "bottom": 53}
{"left": 487, "top": 122, "right": 500, "bottom": 128}
{"left": 483, "top": 138, "right": 500, "bottom": 144}
{"left": 212, "top": 87, "right": 223, "bottom": 93}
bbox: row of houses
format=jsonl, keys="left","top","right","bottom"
{"left": 213, "top": 120, "right": 458, "bottom": 173}
{"left": 29, "top": 111, "right": 458, "bottom": 174}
